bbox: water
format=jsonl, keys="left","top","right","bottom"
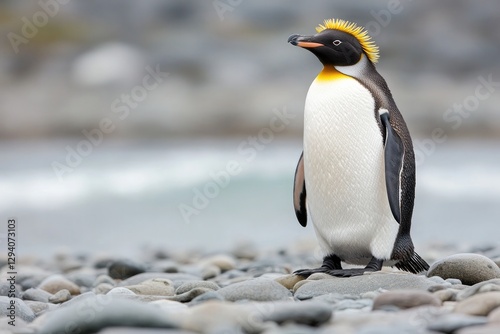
{"left": 1, "top": 138, "right": 499, "bottom": 258}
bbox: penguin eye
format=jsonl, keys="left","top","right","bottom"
{"left": 332, "top": 40, "right": 342, "bottom": 46}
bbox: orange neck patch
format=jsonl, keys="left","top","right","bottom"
{"left": 315, "top": 65, "right": 348, "bottom": 82}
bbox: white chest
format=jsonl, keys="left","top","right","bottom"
{"left": 303, "top": 76, "right": 398, "bottom": 261}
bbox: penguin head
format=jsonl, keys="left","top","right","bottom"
{"left": 288, "top": 19, "right": 379, "bottom": 66}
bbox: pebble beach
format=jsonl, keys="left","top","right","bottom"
{"left": 3, "top": 242, "right": 500, "bottom": 333}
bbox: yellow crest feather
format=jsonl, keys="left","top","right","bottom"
{"left": 316, "top": 18, "right": 380, "bottom": 63}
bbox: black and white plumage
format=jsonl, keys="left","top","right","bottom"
{"left": 289, "top": 19, "right": 429, "bottom": 277}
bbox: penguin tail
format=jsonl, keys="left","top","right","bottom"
{"left": 395, "top": 252, "right": 429, "bottom": 274}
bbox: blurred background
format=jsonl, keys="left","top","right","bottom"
{"left": 0, "top": 0, "right": 499, "bottom": 258}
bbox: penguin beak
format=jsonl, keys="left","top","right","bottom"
{"left": 288, "top": 34, "right": 324, "bottom": 48}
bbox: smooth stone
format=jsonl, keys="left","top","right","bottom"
{"left": 455, "top": 291, "right": 500, "bottom": 316}
{"left": 232, "top": 241, "right": 258, "bottom": 260}
{"left": 124, "top": 278, "right": 175, "bottom": 296}
{"left": 427, "top": 253, "right": 500, "bottom": 285}
{"left": 94, "top": 283, "right": 114, "bottom": 294}
{"left": 331, "top": 299, "right": 373, "bottom": 311}
{"left": 0, "top": 282, "right": 22, "bottom": 298}
{"left": 93, "top": 274, "right": 116, "bottom": 287}
{"left": 22, "top": 288, "right": 53, "bottom": 303}
{"left": 25, "top": 300, "right": 58, "bottom": 316}
{"left": 456, "top": 325, "right": 500, "bottom": 334}
{"left": 59, "top": 291, "right": 96, "bottom": 308}
{"left": 257, "top": 300, "right": 332, "bottom": 325}
{"left": 0, "top": 296, "right": 36, "bottom": 322}
{"left": 66, "top": 270, "right": 96, "bottom": 288}
{"left": 175, "top": 281, "right": 219, "bottom": 295}
{"left": 189, "top": 291, "right": 225, "bottom": 305}
{"left": 119, "top": 273, "right": 200, "bottom": 287}
{"left": 38, "top": 295, "right": 178, "bottom": 334}
{"left": 275, "top": 274, "right": 305, "bottom": 290}
{"left": 108, "top": 259, "right": 146, "bottom": 280}
{"left": 107, "top": 287, "right": 136, "bottom": 296}
{"left": 457, "top": 279, "right": 500, "bottom": 301}
{"left": 446, "top": 278, "right": 463, "bottom": 285}
{"left": 170, "top": 288, "right": 220, "bottom": 303}
{"left": 38, "top": 274, "right": 81, "bottom": 295}
{"left": 428, "top": 314, "right": 488, "bottom": 333}
{"left": 150, "top": 299, "right": 189, "bottom": 314}
{"left": 200, "top": 254, "right": 236, "bottom": 272}
{"left": 178, "top": 301, "right": 272, "bottom": 333}
{"left": 488, "top": 306, "right": 500, "bottom": 322}
{"left": 294, "top": 273, "right": 437, "bottom": 300}
{"left": 434, "top": 289, "right": 458, "bottom": 302}
{"left": 217, "top": 278, "right": 292, "bottom": 302}
{"left": 201, "top": 265, "right": 221, "bottom": 280}
{"left": 48, "top": 289, "right": 71, "bottom": 304}
{"left": 373, "top": 290, "right": 441, "bottom": 310}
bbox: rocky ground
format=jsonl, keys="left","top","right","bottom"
{"left": 2, "top": 243, "right": 500, "bottom": 333}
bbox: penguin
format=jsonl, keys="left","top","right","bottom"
{"left": 288, "top": 18, "right": 429, "bottom": 277}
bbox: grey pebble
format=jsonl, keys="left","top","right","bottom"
{"left": 0, "top": 296, "right": 36, "bottom": 322}
{"left": 175, "top": 281, "right": 220, "bottom": 295}
{"left": 94, "top": 283, "right": 114, "bottom": 295}
{"left": 456, "top": 325, "right": 500, "bottom": 334}
{"left": 217, "top": 278, "right": 292, "bottom": 301}
{"left": 170, "top": 287, "right": 215, "bottom": 303}
{"left": 372, "top": 290, "right": 441, "bottom": 310}
{"left": 119, "top": 273, "right": 200, "bottom": 287}
{"left": 456, "top": 279, "right": 500, "bottom": 301}
{"left": 48, "top": 289, "right": 72, "bottom": 304}
{"left": 38, "top": 295, "right": 179, "bottom": 334}
{"left": 446, "top": 278, "right": 462, "bottom": 285}
{"left": 22, "top": 288, "right": 53, "bottom": 303}
{"left": 25, "top": 300, "right": 58, "bottom": 316}
{"left": 94, "top": 274, "right": 116, "bottom": 287}
{"left": 258, "top": 300, "right": 332, "bottom": 326}
{"left": 427, "top": 253, "right": 500, "bottom": 285}
{"left": 38, "top": 274, "right": 81, "bottom": 295}
{"left": 124, "top": 278, "right": 175, "bottom": 296}
{"left": 294, "top": 273, "right": 437, "bottom": 300}
{"left": 107, "top": 287, "right": 136, "bottom": 296}
{"left": 454, "top": 291, "right": 500, "bottom": 316}
{"left": 0, "top": 282, "right": 22, "bottom": 299}
{"left": 189, "top": 291, "right": 225, "bottom": 305}
{"left": 66, "top": 271, "right": 96, "bottom": 288}
{"left": 427, "top": 313, "right": 487, "bottom": 333}
{"left": 108, "top": 259, "right": 146, "bottom": 280}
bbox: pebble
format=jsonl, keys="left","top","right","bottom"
{"left": 94, "top": 274, "right": 116, "bottom": 287}
{"left": 0, "top": 282, "right": 22, "bottom": 298}
{"left": 175, "top": 281, "right": 220, "bottom": 294}
{"left": 428, "top": 313, "right": 488, "bottom": 333}
{"left": 258, "top": 300, "right": 332, "bottom": 325}
{"left": 37, "top": 295, "right": 179, "bottom": 334}
{"left": 275, "top": 274, "right": 305, "bottom": 290}
{"left": 201, "top": 265, "right": 221, "bottom": 279}
{"left": 200, "top": 254, "right": 236, "bottom": 272}
{"left": 0, "top": 296, "right": 36, "bottom": 322}
{"left": 456, "top": 279, "right": 500, "bottom": 301}
{"left": 48, "top": 289, "right": 72, "bottom": 304}
{"left": 22, "top": 288, "right": 53, "bottom": 303}
{"left": 38, "top": 274, "right": 81, "bottom": 295}
{"left": 107, "top": 287, "right": 136, "bottom": 296}
{"left": 189, "top": 291, "right": 225, "bottom": 305}
{"left": 108, "top": 259, "right": 146, "bottom": 279}
{"left": 119, "top": 273, "right": 200, "bottom": 287}
{"left": 94, "top": 282, "right": 114, "bottom": 294}
{"left": 217, "top": 278, "right": 292, "bottom": 301}
{"left": 372, "top": 290, "right": 441, "bottom": 310}
{"left": 427, "top": 253, "right": 500, "bottom": 285}
{"left": 124, "top": 278, "right": 175, "bottom": 296}
{"left": 434, "top": 288, "right": 458, "bottom": 302}
{"left": 456, "top": 325, "right": 500, "bottom": 334}
{"left": 24, "top": 300, "right": 57, "bottom": 316}
{"left": 294, "top": 273, "right": 437, "bottom": 300}
{"left": 488, "top": 306, "right": 500, "bottom": 322}
{"left": 455, "top": 291, "right": 500, "bottom": 316}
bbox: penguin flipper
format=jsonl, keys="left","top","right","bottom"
{"left": 293, "top": 151, "right": 307, "bottom": 227}
{"left": 380, "top": 110, "right": 404, "bottom": 223}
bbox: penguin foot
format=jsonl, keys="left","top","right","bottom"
{"left": 293, "top": 267, "right": 329, "bottom": 277}
{"left": 324, "top": 257, "right": 384, "bottom": 277}
{"left": 294, "top": 254, "right": 343, "bottom": 277}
